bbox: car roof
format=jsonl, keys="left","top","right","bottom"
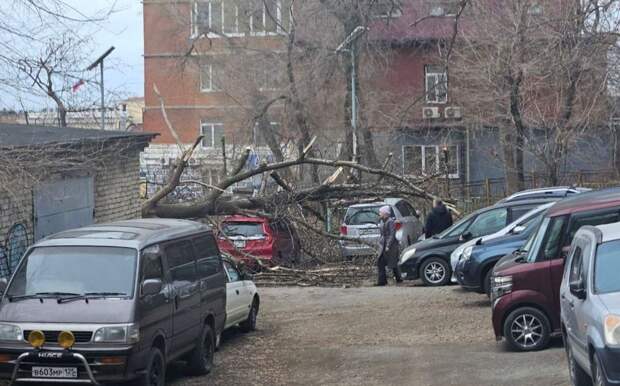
{"left": 497, "top": 186, "right": 589, "bottom": 204}
{"left": 547, "top": 187, "right": 620, "bottom": 217}
{"left": 35, "top": 219, "right": 211, "bottom": 250}
{"left": 476, "top": 197, "right": 559, "bottom": 213}
{"left": 590, "top": 222, "right": 620, "bottom": 243}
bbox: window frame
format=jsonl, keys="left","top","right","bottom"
{"left": 402, "top": 144, "right": 459, "bottom": 179}
{"left": 200, "top": 63, "right": 217, "bottom": 93}
{"left": 200, "top": 121, "right": 225, "bottom": 148}
{"left": 163, "top": 239, "right": 198, "bottom": 283}
{"left": 424, "top": 65, "right": 448, "bottom": 104}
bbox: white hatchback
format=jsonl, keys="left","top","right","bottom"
{"left": 223, "top": 258, "right": 260, "bottom": 332}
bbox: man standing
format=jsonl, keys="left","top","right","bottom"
{"left": 376, "top": 206, "right": 402, "bottom": 286}
{"left": 425, "top": 199, "right": 453, "bottom": 238}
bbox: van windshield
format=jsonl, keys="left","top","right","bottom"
{"left": 6, "top": 246, "right": 137, "bottom": 298}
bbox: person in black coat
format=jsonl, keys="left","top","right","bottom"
{"left": 424, "top": 199, "right": 453, "bottom": 238}
{"left": 376, "top": 205, "right": 402, "bottom": 286}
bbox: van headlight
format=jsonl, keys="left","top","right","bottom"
{"left": 0, "top": 323, "right": 22, "bottom": 342}
{"left": 462, "top": 246, "right": 474, "bottom": 262}
{"left": 400, "top": 248, "right": 416, "bottom": 264}
{"left": 94, "top": 324, "right": 139, "bottom": 344}
{"left": 491, "top": 275, "right": 513, "bottom": 300}
{"left": 604, "top": 315, "right": 620, "bottom": 346}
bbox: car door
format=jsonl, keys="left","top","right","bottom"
{"left": 223, "top": 261, "right": 247, "bottom": 327}
{"left": 193, "top": 233, "right": 227, "bottom": 335}
{"left": 562, "top": 238, "right": 589, "bottom": 363}
{"left": 137, "top": 245, "right": 173, "bottom": 349}
{"left": 163, "top": 239, "right": 201, "bottom": 355}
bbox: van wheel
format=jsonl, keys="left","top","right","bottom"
{"left": 240, "top": 299, "right": 259, "bottom": 332}
{"left": 565, "top": 339, "right": 591, "bottom": 386}
{"left": 187, "top": 324, "right": 215, "bottom": 375}
{"left": 503, "top": 307, "right": 551, "bottom": 351}
{"left": 420, "top": 257, "right": 451, "bottom": 286}
{"left": 593, "top": 354, "right": 609, "bottom": 386}
{"left": 134, "top": 348, "right": 165, "bottom": 386}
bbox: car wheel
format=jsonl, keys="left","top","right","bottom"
{"left": 483, "top": 268, "right": 494, "bottom": 298}
{"left": 420, "top": 257, "right": 451, "bottom": 286}
{"left": 593, "top": 354, "right": 609, "bottom": 386}
{"left": 565, "top": 339, "right": 592, "bottom": 386}
{"left": 134, "top": 348, "right": 165, "bottom": 386}
{"left": 503, "top": 307, "right": 551, "bottom": 351}
{"left": 187, "top": 324, "right": 215, "bottom": 375}
{"left": 240, "top": 298, "right": 259, "bottom": 332}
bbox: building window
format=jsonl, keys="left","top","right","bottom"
{"left": 192, "top": 0, "right": 291, "bottom": 38}
{"left": 201, "top": 122, "right": 224, "bottom": 148}
{"left": 200, "top": 64, "right": 218, "bottom": 92}
{"left": 425, "top": 65, "right": 448, "bottom": 104}
{"left": 402, "top": 145, "right": 459, "bottom": 178}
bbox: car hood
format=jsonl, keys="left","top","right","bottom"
{"left": 0, "top": 298, "right": 135, "bottom": 323}
{"left": 404, "top": 236, "right": 460, "bottom": 254}
{"left": 493, "top": 251, "right": 526, "bottom": 274}
{"left": 598, "top": 292, "right": 620, "bottom": 311}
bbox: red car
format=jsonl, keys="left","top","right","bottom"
{"left": 217, "top": 215, "right": 301, "bottom": 268}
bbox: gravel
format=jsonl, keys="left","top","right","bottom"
{"left": 169, "top": 284, "right": 570, "bottom": 386}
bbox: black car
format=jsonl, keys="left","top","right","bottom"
{"left": 398, "top": 198, "right": 557, "bottom": 286}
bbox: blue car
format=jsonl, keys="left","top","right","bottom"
{"left": 455, "top": 208, "right": 546, "bottom": 295}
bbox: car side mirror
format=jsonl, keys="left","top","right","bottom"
{"left": 0, "top": 278, "right": 8, "bottom": 295}
{"left": 511, "top": 225, "right": 526, "bottom": 234}
{"left": 569, "top": 278, "right": 587, "bottom": 300}
{"left": 141, "top": 279, "right": 163, "bottom": 297}
{"left": 460, "top": 232, "right": 473, "bottom": 241}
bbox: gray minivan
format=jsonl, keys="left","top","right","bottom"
{"left": 0, "top": 219, "right": 227, "bottom": 385}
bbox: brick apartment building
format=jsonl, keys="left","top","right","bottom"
{"left": 143, "top": 0, "right": 617, "bottom": 194}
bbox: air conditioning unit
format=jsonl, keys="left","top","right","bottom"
{"left": 445, "top": 106, "right": 463, "bottom": 119}
{"left": 423, "top": 107, "right": 441, "bottom": 119}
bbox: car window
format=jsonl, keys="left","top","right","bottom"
{"left": 223, "top": 261, "right": 241, "bottom": 282}
{"left": 568, "top": 246, "right": 584, "bottom": 285}
{"left": 511, "top": 206, "right": 535, "bottom": 222}
{"left": 539, "top": 216, "right": 568, "bottom": 261}
{"left": 165, "top": 240, "right": 196, "bottom": 283}
{"left": 345, "top": 206, "right": 382, "bottom": 225}
{"left": 466, "top": 208, "right": 508, "bottom": 238}
{"left": 439, "top": 215, "right": 473, "bottom": 238}
{"left": 568, "top": 210, "right": 620, "bottom": 241}
{"left": 395, "top": 201, "right": 410, "bottom": 217}
{"left": 193, "top": 234, "right": 222, "bottom": 278}
{"left": 222, "top": 222, "right": 265, "bottom": 238}
{"left": 594, "top": 240, "right": 620, "bottom": 293}
{"left": 142, "top": 245, "right": 164, "bottom": 280}
{"left": 404, "top": 202, "right": 417, "bottom": 217}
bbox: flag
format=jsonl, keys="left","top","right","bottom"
{"left": 72, "top": 79, "right": 85, "bottom": 92}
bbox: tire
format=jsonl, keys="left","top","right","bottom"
{"left": 503, "top": 307, "right": 551, "bottom": 351}
{"left": 420, "top": 257, "right": 451, "bottom": 286}
{"left": 565, "top": 339, "right": 592, "bottom": 386}
{"left": 133, "top": 348, "right": 165, "bottom": 386}
{"left": 240, "top": 298, "right": 259, "bottom": 332}
{"left": 483, "top": 268, "right": 494, "bottom": 297}
{"left": 187, "top": 324, "right": 215, "bottom": 376}
{"left": 593, "top": 354, "right": 609, "bottom": 386}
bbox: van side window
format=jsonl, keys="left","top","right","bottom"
{"left": 165, "top": 240, "right": 196, "bottom": 282}
{"left": 142, "top": 248, "right": 164, "bottom": 280}
{"left": 568, "top": 210, "right": 620, "bottom": 241}
{"left": 193, "top": 234, "right": 221, "bottom": 278}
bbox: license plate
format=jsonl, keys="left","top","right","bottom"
{"left": 359, "top": 228, "right": 379, "bottom": 235}
{"left": 32, "top": 366, "right": 78, "bottom": 378}
{"left": 234, "top": 240, "right": 246, "bottom": 248}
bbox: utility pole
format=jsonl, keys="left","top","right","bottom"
{"left": 336, "top": 26, "right": 369, "bottom": 167}
{"left": 87, "top": 47, "right": 115, "bottom": 130}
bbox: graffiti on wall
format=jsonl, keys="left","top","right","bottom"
{"left": 0, "top": 223, "right": 29, "bottom": 278}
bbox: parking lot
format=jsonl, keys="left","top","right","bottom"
{"left": 169, "top": 285, "right": 569, "bottom": 386}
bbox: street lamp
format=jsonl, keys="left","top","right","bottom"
{"left": 87, "top": 46, "right": 115, "bottom": 130}
{"left": 336, "top": 26, "right": 369, "bottom": 164}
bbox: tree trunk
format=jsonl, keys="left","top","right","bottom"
{"left": 501, "top": 127, "right": 520, "bottom": 194}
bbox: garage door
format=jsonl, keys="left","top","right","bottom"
{"left": 34, "top": 176, "right": 94, "bottom": 241}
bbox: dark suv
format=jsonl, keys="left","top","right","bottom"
{"left": 561, "top": 223, "right": 620, "bottom": 386}
{"left": 491, "top": 188, "right": 620, "bottom": 352}
{"left": 399, "top": 198, "right": 555, "bottom": 286}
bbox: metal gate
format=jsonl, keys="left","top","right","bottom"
{"left": 34, "top": 176, "right": 95, "bottom": 241}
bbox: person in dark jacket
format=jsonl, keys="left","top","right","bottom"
{"left": 376, "top": 205, "right": 402, "bottom": 286}
{"left": 424, "top": 199, "right": 453, "bottom": 238}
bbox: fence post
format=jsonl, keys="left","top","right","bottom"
{"left": 578, "top": 171, "right": 583, "bottom": 186}
{"left": 485, "top": 178, "right": 491, "bottom": 206}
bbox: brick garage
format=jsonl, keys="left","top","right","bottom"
{"left": 0, "top": 124, "right": 156, "bottom": 275}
